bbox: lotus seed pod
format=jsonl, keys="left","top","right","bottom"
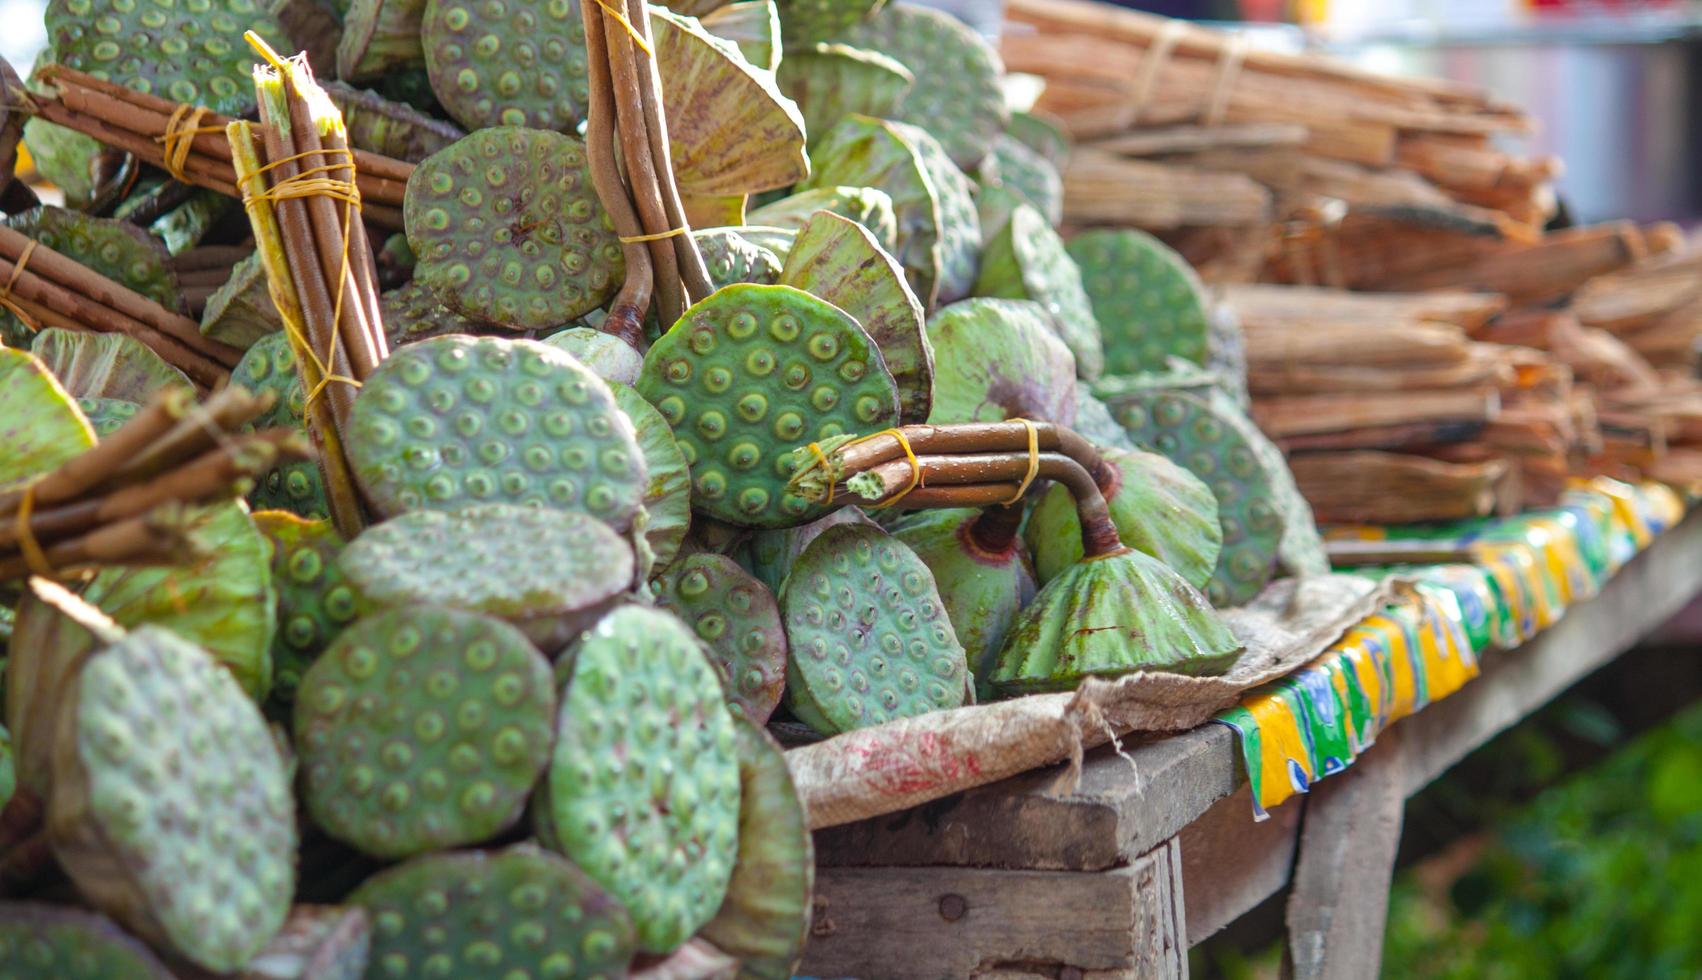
{"left": 924, "top": 298, "right": 1077, "bottom": 427}
{"left": 336, "top": 0, "right": 428, "bottom": 85}
{"left": 1066, "top": 228, "right": 1211, "bottom": 375}
{"left": 45, "top": 0, "right": 281, "bottom": 115}
{"left": 781, "top": 210, "right": 933, "bottom": 423}
{"left": 537, "top": 605, "right": 742, "bottom": 953}
{"left": 201, "top": 252, "right": 284, "bottom": 348}
{"left": 892, "top": 508, "right": 1036, "bottom": 699}
{"left": 421, "top": 0, "right": 590, "bottom": 130}
{"left": 991, "top": 547, "right": 1241, "bottom": 693}
{"left": 974, "top": 204, "right": 1105, "bottom": 379}
{"left": 240, "top": 905, "right": 371, "bottom": 980}
{"left": 745, "top": 185, "right": 898, "bottom": 255}
{"left": 637, "top": 283, "right": 900, "bottom": 528}
{"left": 324, "top": 81, "right": 466, "bottom": 163}
{"left": 1006, "top": 109, "right": 1070, "bottom": 165}
{"left": 776, "top": 43, "right": 912, "bottom": 152}
{"left": 255, "top": 511, "right": 369, "bottom": 707}
{"left": 888, "top": 120, "right": 981, "bottom": 306}
{"left": 296, "top": 606, "right": 555, "bottom": 858}
{"left": 1026, "top": 447, "right": 1223, "bottom": 590}
{"left": 377, "top": 278, "right": 491, "bottom": 348}
{"left": 833, "top": 1, "right": 1007, "bottom": 170}
{"left": 700, "top": 718, "right": 814, "bottom": 979}
{"left": 654, "top": 553, "right": 787, "bottom": 724}
{"left": 350, "top": 845, "right": 635, "bottom": 980}
{"left": 2, "top": 206, "right": 184, "bottom": 341}
{"left": 781, "top": 524, "right": 968, "bottom": 735}
{"left": 1107, "top": 390, "right": 1287, "bottom": 606}
{"left": 73, "top": 397, "right": 140, "bottom": 437}
{"left": 738, "top": 225, "right": 798, "bottom": 262}
{"left": 695, "top": 226, "right": 784, "bottom": 291}
{"left": 700, "top": 0, "right": 781, "bottom": 71}
{"left": 19, "top": 119, "right": 121, "bottom": 219}
{"left": 0, "top": 346, "right": 95, "bottom": 485}
{"left": 81, "top": 501, "right": 277, "bottom": 700}
{"left": 776, "top": 0, "right": 882, "bottom": 44}
{"left": 0, "top": 903, "right": 175, "bottom": 979}
{"left": 48, "top": 626, "right": 295, "bottom": 972}
{"left": 340, "top": 503, "right": 636, "bottom": 651}
{"left": 799, "top": 115, "right": 943, "bottom": 309}
{"left": 1073, "top": 389, "right": 1136, "bottom": 451}
{"left": 347, "top": 334, "right": 648, "bottom": 527}
{"left": 406, "top": 128, "right": 622, "bottom": 329}
{"left": 1208, "top": 300, "right": 1252, "bottom": 411}
{"left": 231, "top": 333, "right": 330, "bottom": 520}
{"left": 607, "top": 383, "right": 693, "bottom": 571}
{"left": 6, "top": 583, "right": 113, "bottom": 797}
{"left": 653, "top": 7, "right": 810, "bottom": 198}
{"left": 543, "top": 327, "right": 644, "bottom": 386}
{"left": 742, "top": 505, "right": 877, "bottom": 593}
{"left": 1206, "top": 390, "right": 1327, "bottom": 579}
{"left": 977, "top": 132, "right": 1063, "bottom": 227}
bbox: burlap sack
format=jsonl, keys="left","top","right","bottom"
{"left": 786, "top": 572, "right": 1392, "bottom": 828}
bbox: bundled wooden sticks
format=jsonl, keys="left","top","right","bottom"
{"left": 0, "top": 223, "right": 240, "bottom": 386}
{"left": 0, "top": 386, "right": 309, "bottom": 580}
{"left": 228, "top": 35, "right": 388, "bottom": 537}
{"left": 22, "top": 64, "right": 410, "bottom": 229}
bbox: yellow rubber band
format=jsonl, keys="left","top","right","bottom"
{"left": 305, "top": 373, "right": 363, "bottom": 406}
{"left": 0, "top": 239, "right": 40, "bottom": 332}
{"left": 15, "top": 484, "right": 52, "bottom": 578}
{"left": 155, "top": 104, "right": 214, "bottom": 182}
{"left": 591, "top": 0, "right": 655, "bottom": 56}
{"left": 1001, "top": 418, "right": 1040, "bottom": 505}
{"left": 619, "top": 226, "right": 687, "bottom": 243}
{"left": 853, "top": 429, "right": 924, "bottom": 510}
{"left": 806, "top": 442, "right": 834, "bottom": 506}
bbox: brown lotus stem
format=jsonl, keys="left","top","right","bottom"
{"left": 170, "top": 244, "right": 254, "bottom": 272}
{"left": 581, "top": 0, "right": 653, "bottom": 350}
{"left": 966, "top": 502, "right": 1026, "bottom": 553}
{"left": 105, "top": 385, "right": 273, "bottom": 487}
{"left": 0, "top": 388, "right": 195, "bottom": 516}
{"left": 827, "top": 422, "right": 1112, "bottom": 487}
{"left": 0, "top": 507, "right": 191, "bottom": 580}
{"left": 603, "top": 3, "right": 684, "bottom": 325}
{"left": 888, "top": 484, "right": 1024, "bottom": 508}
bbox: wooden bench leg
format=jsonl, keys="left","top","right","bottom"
{"left": 1284, "top": 729, "right": 1409, "bottom": 980}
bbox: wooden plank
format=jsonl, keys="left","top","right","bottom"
{"left": 1181, "top": 784, "right": 1302, "bottom": 945}
{"left": 799, "top": 846, "right": 1187, "bottom": 979}
{"left": 813, "top": 724, "right": 1240, "bottom": 872}
{"left": 1284, "top": 730, "right": 1410, "bottom": 979}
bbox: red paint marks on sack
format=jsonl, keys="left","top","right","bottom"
{"left": 845, "top": 731, "right": 984, "bottom": 796}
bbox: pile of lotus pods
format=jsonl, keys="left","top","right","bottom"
{"left": 0, "top": 0, "right": 1332, "bottom": 975}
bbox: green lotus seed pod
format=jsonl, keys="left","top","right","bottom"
{"left": 405, "top": 128, "right": 622, "bottom": 329}
{"left": 49, "top": 626, "right": 295, "bottom": 972}
{"left": 742, "top": 506, "right": 876, "bottom": 594}
{"left": 776, "top": 0, "right": 882, "bottom": 44}
{"left": 700, "top": 718, "right": 815, "bottom": 979}
{"left": 324, "top": 81, "right": 465, "bottom": 163}
{"left": 738, "top": 225, "right": 798, "bottom": 262}
{"left": 30, "top": 329, "right": 188, "bottom": 407}
{"left": 832, "top": 1, "right": 1007, "bottom": 170}
{"left": 991, "top": 547, "right": 1241, "bottom": 693}
{"left": 200, "top": 252, "right": 283, "bottom": 349}
{"left": 637, "top": 283, "right": 900, "bottom": 528}
{"left": 543, "top": 327, "right": 643, "bottom": 386}
{"left": 0, "top": 346, "right": 95, "bottom": 486}
{"left": 1073, "top": 388, "right": 1136, "bottom": 451}
{"left": 1208, "top": 300, "right": 1252, "bottom": 411}
{"left": 745, "top": 185, "right": 898, "bottom": 255}
{"left": 537, "top": 605, "right": 742, "bottom": 953}
{"left": 1007, "top": 109, "right": 1070, "bottom": 165}
{"left": 19, "top": 118, "right": 123, "bottom": 220}
{"left": 341, "top": 502, "right": 635, "bottom": 651}
{"left": 255, "top": 511, "right": 369, "bottom": 707}
{"left": 3, "top": 206, "right": 184, "bottom": 341}
{"left": 701, "top": 0, "right": 781, "bottom": 71}
{"left": 45, "top": 0, "right": 281, "bottom": 115}
{"left": 421, "top": 0, "right": 590, "bottom": 130}
{"left": 1208, "top": 389, "right": 1325, "bottom": 579}
{"left": 891, "top": 508, "right": 1036, "bottom": 699}
{"left": 780, "top": 210, "right": 932, "bottom": 424}
{"left": 350, "top": 844, "right": 635, "bottom": 979}
{"left": 1067, "top": 228, "right": 1211, "bottom": 375}
{"left": 607, "top": 382, "right": 693, "bottom": 572}
{"left": 925, "top": 298, "right": 1077, "bottom": 426}
{"left": 1026, "top": 447, "right": 1222, "bottom": 590}
{"left": 347, "top": 334, "right": 648, "bottom": 527}
{"left": 775, "top": 43, "right": 912, "bottom": 152}
{"left": 230, "top": 333, "right": 330, "bottom": 520}
{"left": 799, "top": 115, "right": 943, "bottom": 309}
{"left": 0, "top": 903, "right": 175, "bottom": 979}
{"left": 977, "top": 132, "right": 1063, "bottom": 227}
{"left": 80, "top": 501, "right": 277, "bottom": 700}
{"left": 296, "top": 606, "right": 555, "bottom": 857}
{"left": 74, "top": 397, "right": 140, "bottom": 437}
{"left": 974, "top": 204, "right": 1105, "bottom": 379}
{"left": 336, "top": 0, "right": 428, "bottom": 85}
{"left": 655, "top": 553, "right": 787, "bottom": 724}
{"left": 1106, "top": 389, "right": 1296, "bottom": 605}
{"left": 888, "top": 120, "right": 980, "bottom": 306}
{"left": 781, "top": 524, "right": 968, "bottom": 735}
{"left": 694, "top": 226, "right": 784, "bottom": 292}
{"left": 377, "top": 278, "right": 491, "bottom": 348}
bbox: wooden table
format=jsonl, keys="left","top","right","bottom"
{"left": 800, "top": 509, "right": 1702, "bottom": 979}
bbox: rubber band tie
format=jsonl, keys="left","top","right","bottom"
{"left": 155, "top": 104, "right": 217, "bottom": 182}
{"left": 620, "top": 226, "right": 687, "bottom": 243}
{"left": 850, "top": 429, "right": 923, "bottom": 510}
{"left": 806, "top": 442, "right": 835, "bottom": 505}
{"left": 1001, "top": 418, "right": 1041, "bottom": 505}
{"left": 15, "top": 484, "right": 52, "bottom": 577}
{"left": 1203, "top": 36, "right": 1249, "bottom": 127}
{"left": 590, "top": 0, "right": 654, "bottom": 55}
{"left": 0, "top": 239, "right": 40, "bottom": 332}
{"left": 1129, "top": 20, "right": 1185, "bottom": 126}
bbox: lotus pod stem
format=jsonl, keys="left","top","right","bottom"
{"left": 580, "top": 0, "right": 653, "bottom": 349}
{"left": 787, "top": 421, "right": 1112, "bottom": 499}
